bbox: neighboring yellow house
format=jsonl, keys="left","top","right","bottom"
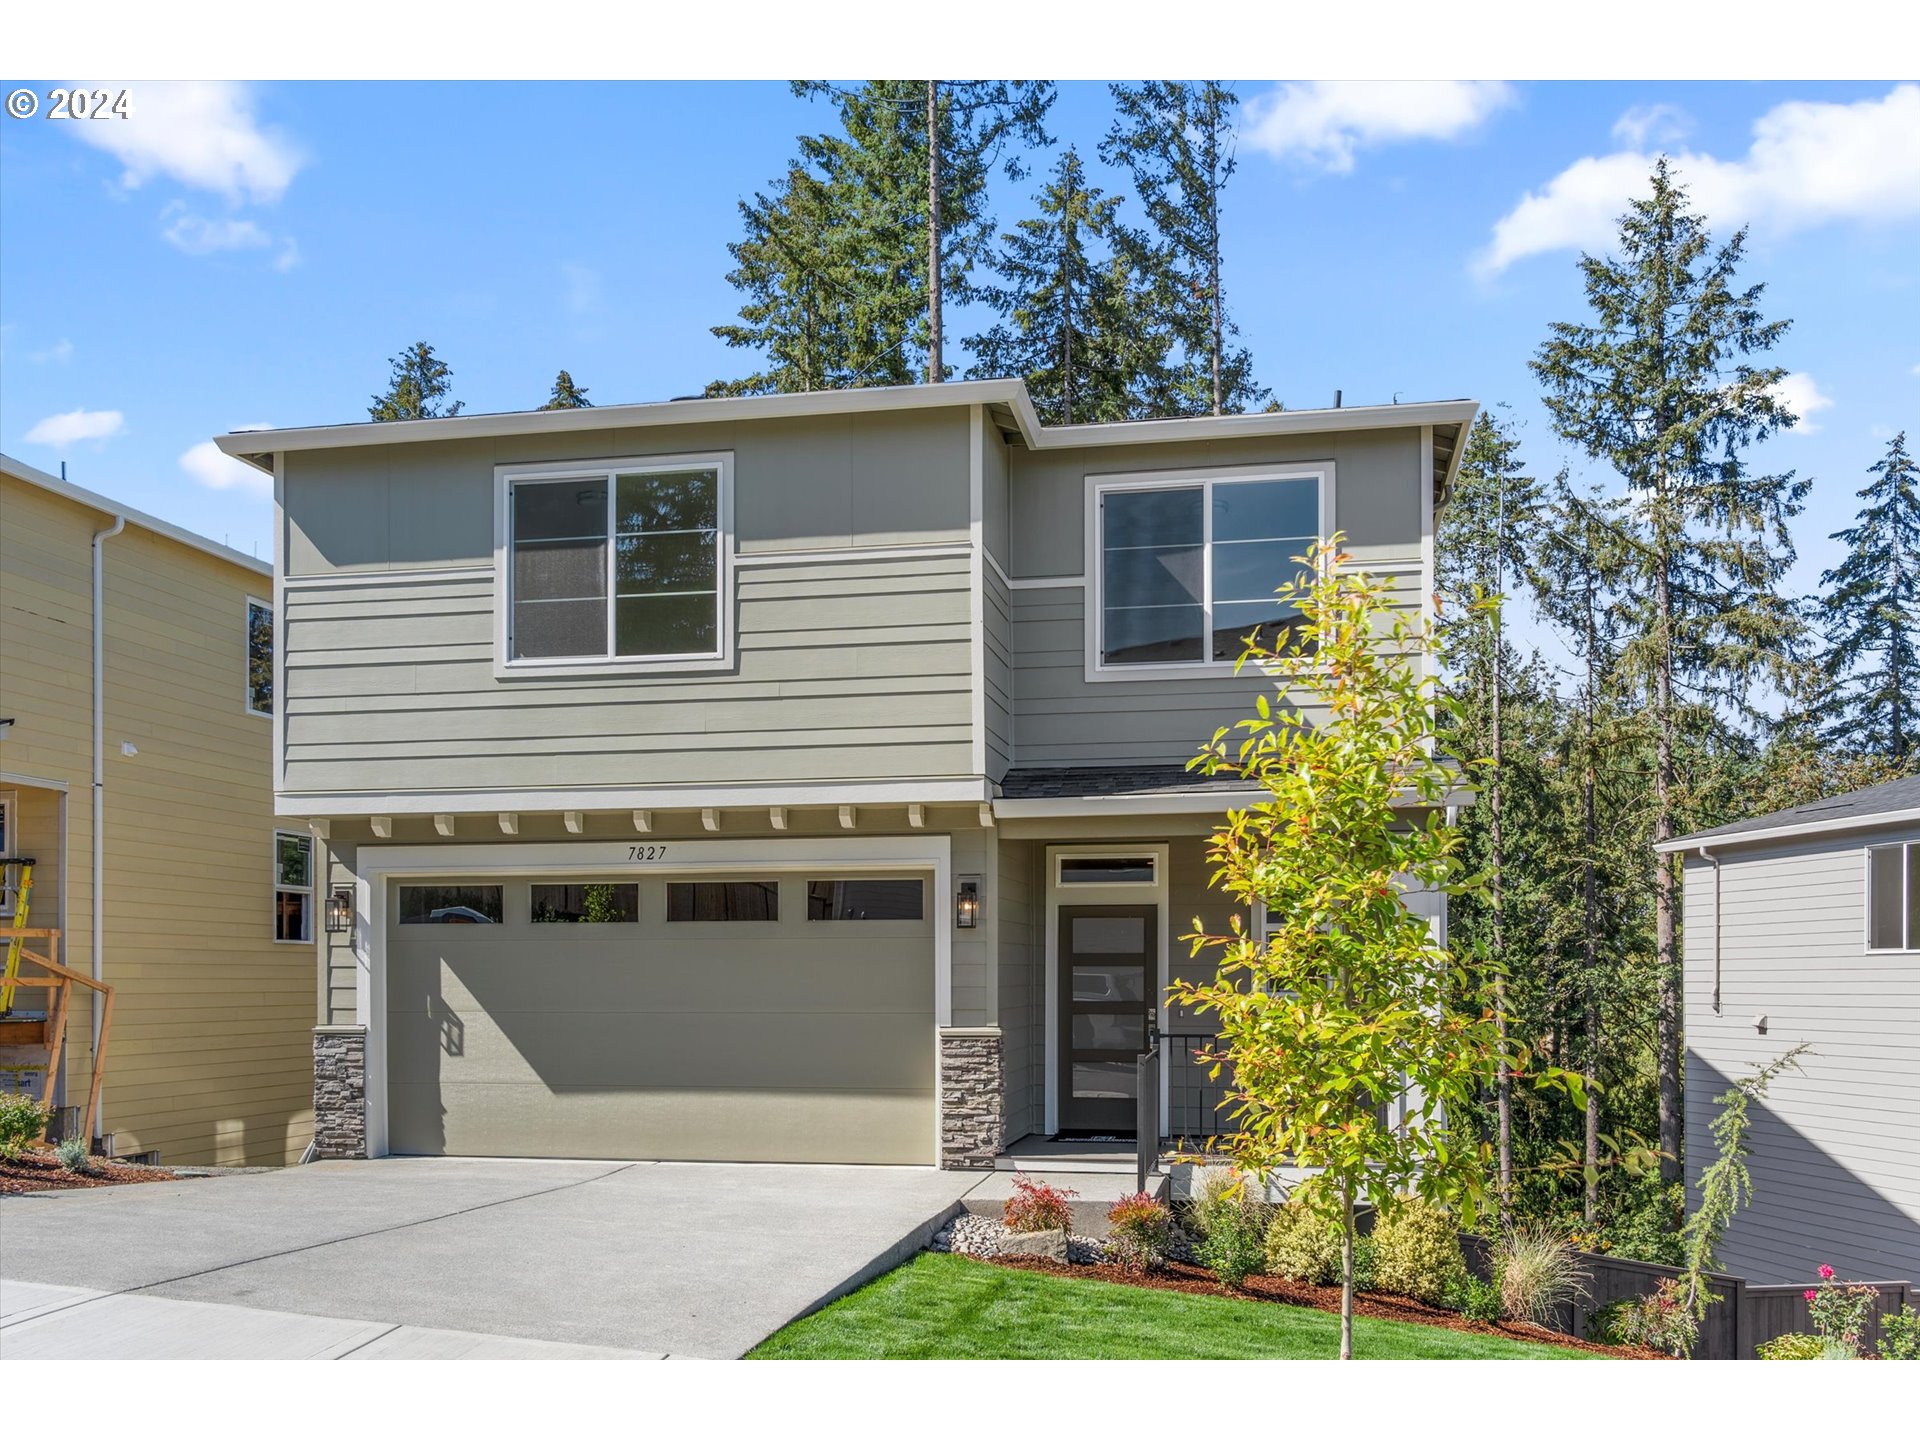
{"left": 0, "top": 452, "right": 314, "bottom": 1165}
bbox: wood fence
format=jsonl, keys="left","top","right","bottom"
{"left": 1461, "top": 1234, "right": 1911, "bottom": 1359}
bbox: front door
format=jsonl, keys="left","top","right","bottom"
{"left": 1057, "top": 905, "right": 1157, "bottom": 1135}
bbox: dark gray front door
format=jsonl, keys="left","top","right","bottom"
{"left": 1057, "top": 905, "right": 1157, "bottom": 1134}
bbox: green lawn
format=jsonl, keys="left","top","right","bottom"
{"left": 749, "top": 1252, "right": 1604, "bottom": 1360}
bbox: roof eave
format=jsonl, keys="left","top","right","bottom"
{"left": 1657, "top": 806, "right": 1920, "bottom": 854}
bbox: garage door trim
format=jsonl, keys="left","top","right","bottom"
{"left": 349, "top": 835, "right": 953, "bottom": 1160}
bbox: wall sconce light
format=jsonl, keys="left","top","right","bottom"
{"left": 0, "top": 718, "right": 15, "bottom": 741}
{"left": 326, "top": 887, "right": 354, "bottom": 935}
{"left": 955, "top": 876, "right": 982, "bottom": 930}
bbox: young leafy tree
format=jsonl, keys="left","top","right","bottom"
{"left": 1102, "top": 81, "right": 1267, "bottom": 416}
{"left": 369, "top": 341, "right": 462, "bottom": 421}
{"left": 1435, "top": 409, "right": 1542, "bottom": 1213}
{"left": 540, "top": 370, "right": 592, "bottom": 410}
{"left": 1531, "top": 159, "right": 1807, "bottom": 1191}
{"left": 1174, "top": 537, "right": 1578, "bottom": 1358}
{"left": 1815, "top": 432, "right": 1919, "bottom": 765}
{"left": 967, "top": 146, "right": 1168, "bottom": 424}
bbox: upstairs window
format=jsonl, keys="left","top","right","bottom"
{"left": 502, "top": 455, "right": 731, "bottom": 669}
{"left": 246, "top": 597, "right": 273, "bottom": 716}
{"left": 1867, "top": 842, "right": 1919, "bottom": 951}
{"left": 1095, "top": 469, "right": 1323, "bottom": 670}
{"left": 273, "top": 830, "right": 313, "bottom": 942}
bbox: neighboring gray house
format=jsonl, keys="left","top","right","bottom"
{"left": 1662, "top": 774, "right": 1920, "bottom": 1284}
{"left": 216, "top": 379, "right": 1472, "bottom": 1170}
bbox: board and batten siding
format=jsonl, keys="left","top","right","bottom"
{"left": 0, "top": 474, "right": 313, "bottom": 1166}
{"left": 997, "top": 836, "right": 1040, "bottom": 1142}
{"left": 1682, "top": 828, "right": 1920, "bottom": 1285}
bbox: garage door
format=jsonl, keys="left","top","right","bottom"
{"left": 384, "top": 871, "right": 935, "bottom": 1164}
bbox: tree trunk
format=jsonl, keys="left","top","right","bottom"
{"left": 1654, "top": 561, "right": 1682, "bottom": 1190}
{"left": 1061, "top": 167, "right": 1075, "bottom": 426}
{"left": 1582, "top": 611, "right": 1602, "bottom": 1225}
{"left": 1207, "top": 140, "right": 1224, "bottom": 417}
{"left": 926, "top": 80, "right": 942, "bottom": 385}
{"left": 1340, "top": 1181, "right": 1355, "bottom": 1360}
{"left": 1491, "top": 567, "right": 1511, "bottom": 1215}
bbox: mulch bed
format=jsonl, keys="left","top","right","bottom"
{"left": 984, "top": 1254, "right": 1663, "bottom": 1358}
{"left": 0, "top": 1147, "right": 180, "bottom": 1195}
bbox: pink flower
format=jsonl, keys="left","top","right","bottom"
{"left": 1805, "top": 1289, "right": 1818, "bottom": 1302}
{"left": 1818, "top": 1264, "right": 1835, "bottom": 1280}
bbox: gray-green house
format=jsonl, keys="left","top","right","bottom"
{"left": 219, "top": 379, "right": 1473, "bottom": 1170}
{"left": 1662, "top": 774, "right": 1920, "bottom": 1284}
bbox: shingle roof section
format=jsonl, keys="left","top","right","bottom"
{"left": 998, "top": 765, "right": 1256, "bottom": 799}
{"left": 1671, "top": 771, "right": 1920, "bottom": 847}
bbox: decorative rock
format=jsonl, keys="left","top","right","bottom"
{"left": 998, "top": 1227, "right": 1069, "bottom": 1262}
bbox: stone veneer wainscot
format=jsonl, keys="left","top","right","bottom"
{"left": 312, "top": 1026, "right": 368, "bottom": 1159}
{"left": 939, "top": 1029, "right": 1004, "bottom": 1169}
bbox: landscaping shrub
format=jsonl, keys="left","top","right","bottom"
{"left": 1187, "top": 1166, "right": 1251, "bottom": 1239}
{"left": 1196, "top": 1201, "right": 1266, "bottom": 1289}
{"left": 0, "top": 1092, "right": 48, "bottom": 1159}
{"left": 1876, "top": 1305, "right": 1919, "bottom": 1361}
{"left": 1446, "top": 1273, "right": 1505, "bottom": 1323}
{"left": 1370, "top": 1196, "right": 1465, "bottom": 1306}
{"left": 1495, "top": 1225, "right": 1589, "bottom": 1327}
{"left": 1801, "top": 1264, "right": 1876, "bottom": 1356}
{"left": 1004, "top": 1175, "right": 1075, "bottom": 1233}
{"left": 55, "top": 1135, "right": 93, "bottom": 1174}
{"left": 1351, "top": 1236, "right": 1379, "bottom": 1293}
{"left": 1756, "top": 1331, "right": 1853, "bottom": 1360}
{"left": 1589, "top": 1278, "right": 1699, "bottom": 1357}
{"left": 1263, "top": 1198, "right": 1342, "bottom": 1285}
{"left": 1105, "top": 1193, "right": 1174, "bottom": 1273}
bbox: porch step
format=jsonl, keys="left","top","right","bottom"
{"left": 995, "top": 1137, "right": 1151, "bottom": 1175}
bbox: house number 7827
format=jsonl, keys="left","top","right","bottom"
{"left": 627, "top": 845, "right": 667, "bottom": 861}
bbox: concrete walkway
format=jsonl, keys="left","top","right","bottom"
{"left": 0, "top": 1157, "right": 982, "bottom": 1359}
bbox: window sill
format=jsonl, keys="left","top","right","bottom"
{"left": 493, "top": 653, "right": 736, "bottom": 681}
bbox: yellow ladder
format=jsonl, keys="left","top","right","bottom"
{"left": 1, "top": 857, "right": 34, "bottom": 1014}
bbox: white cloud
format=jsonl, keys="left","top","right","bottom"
{"left": 1770, "top": 373, "right": 1834, "bottom": 434}
{"left": 1478, "top": 84, "right": 1920, "bottom": 275}
{"left": 24, "top": 408, "right": 125, "bottom": 446}
{"left": 1240, "top": 81, "right": 1515, "bottom": 173}
{"left": 67, "top": 81, "right": 303, "bottom": 204}
{"left": 31, "top": 338, "right": 74, "bottom": 364}
{"left": 1611, "top": 103, "right": 1690, "bottom": 148}
{"left": 163, "top": 209, "right": 272, "bottom": 255}
{"left": 179, "top": 435, "right": 273, "bottom": 497}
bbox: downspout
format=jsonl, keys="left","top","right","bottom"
{"left": 1697, "top": 845, "right": 1722, "bottom": 1015}
{"left": 91, "top": 512, "right": 125, "bottom": 1139}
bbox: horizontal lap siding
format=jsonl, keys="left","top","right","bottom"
{"left": 0, "top": 478, "right": 312, "bottom": 1167}
{"left": 998, "top": 837, "right": 1039, "bottom": 1142}
{"left": 281, "top": 554, "right": 976, "bottom": 797}
{"left": 1009, "top": 571, "right": 1420, "bottom": 768}
{"left": 1683, "top": 829, "right": 1920, "bottom": 1284}
{"left": 984, "top": 563, "right": 1013, "bottom": 783}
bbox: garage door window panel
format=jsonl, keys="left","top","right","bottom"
{"left": 666, "top": 880, "right": 779, "bottom": 922}
{"left": 807, "top": 879, "right": 925, "bottom": 921}
{"left": 400, "top": 885, "right": 505, "bottom": 924}
{"left": 531, "top": 883, "right": 640, "bottom": 923}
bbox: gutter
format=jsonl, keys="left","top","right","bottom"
{"left": 1698, "top": 845, "right": 1723, "bottom": 1015}
{"left": 91, "top": 512, "right": 125, "bottom": 1138}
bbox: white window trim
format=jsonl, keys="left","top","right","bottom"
{"left": 0, "top": 793, "right": 16, "bottom": 916}
{"left": 244, "top": 594, "right": 273, "bottom": 719}
{"left": 1042, "top": 843, "right": 1171, "bottom": 1136}
{"left": 273, "top": 828, "right": 314, "bottom": 945}
{"left": 492, "top": 451, "right": 735, "bottom": 679}
{"left": 1084, "top": 461, "right": 1332, "bottom": 683}
{"left": 1864, "top": 841, "right": 1920, "bottom": 955}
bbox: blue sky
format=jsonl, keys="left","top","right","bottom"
{"left": 3, "top": 79, "right": 1915, "bottom": 631}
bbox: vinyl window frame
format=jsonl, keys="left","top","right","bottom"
{"left": 245, "top": 595, "right": 273, "bottom": 718}
{"left": 1865, "top": 840, "right": 1920, "bottom": 953}
{"left": 273, "top": 828, "right": 314, "bottom": 945}
{"left": 493, "top": 451, "right": 735, "bottom": 679}
{"left": 1084, "top": 462, "right": 1331, "bottom": 682}
{"left": 0, "top": 794, "right": 16, "bottom": 917}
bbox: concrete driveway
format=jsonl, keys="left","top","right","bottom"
{"left": 0, "top": 1157, "right": 981, "bottom": 1359}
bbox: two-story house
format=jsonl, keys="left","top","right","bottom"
{"left": 218, "top": 380, "right": 1473, "bottom": 1170}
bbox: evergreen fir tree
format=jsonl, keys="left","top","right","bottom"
{"left": 369, "top": 342, "right": 462, "bottom": 421}
{"left": 1815, "top": 432, "right": 1919, "bottom": 764}
{"left": 967, "top": 147, "right": 1169, "bottom": 424}
{"left": 1102, "top": 81, "right": 1267, "bottom": 416}
{"left": 541, "top": 370, "right": 592, "bottom": 410}
{"left": 1531, "top": 159, "right": 1808, "bottom": 1192}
